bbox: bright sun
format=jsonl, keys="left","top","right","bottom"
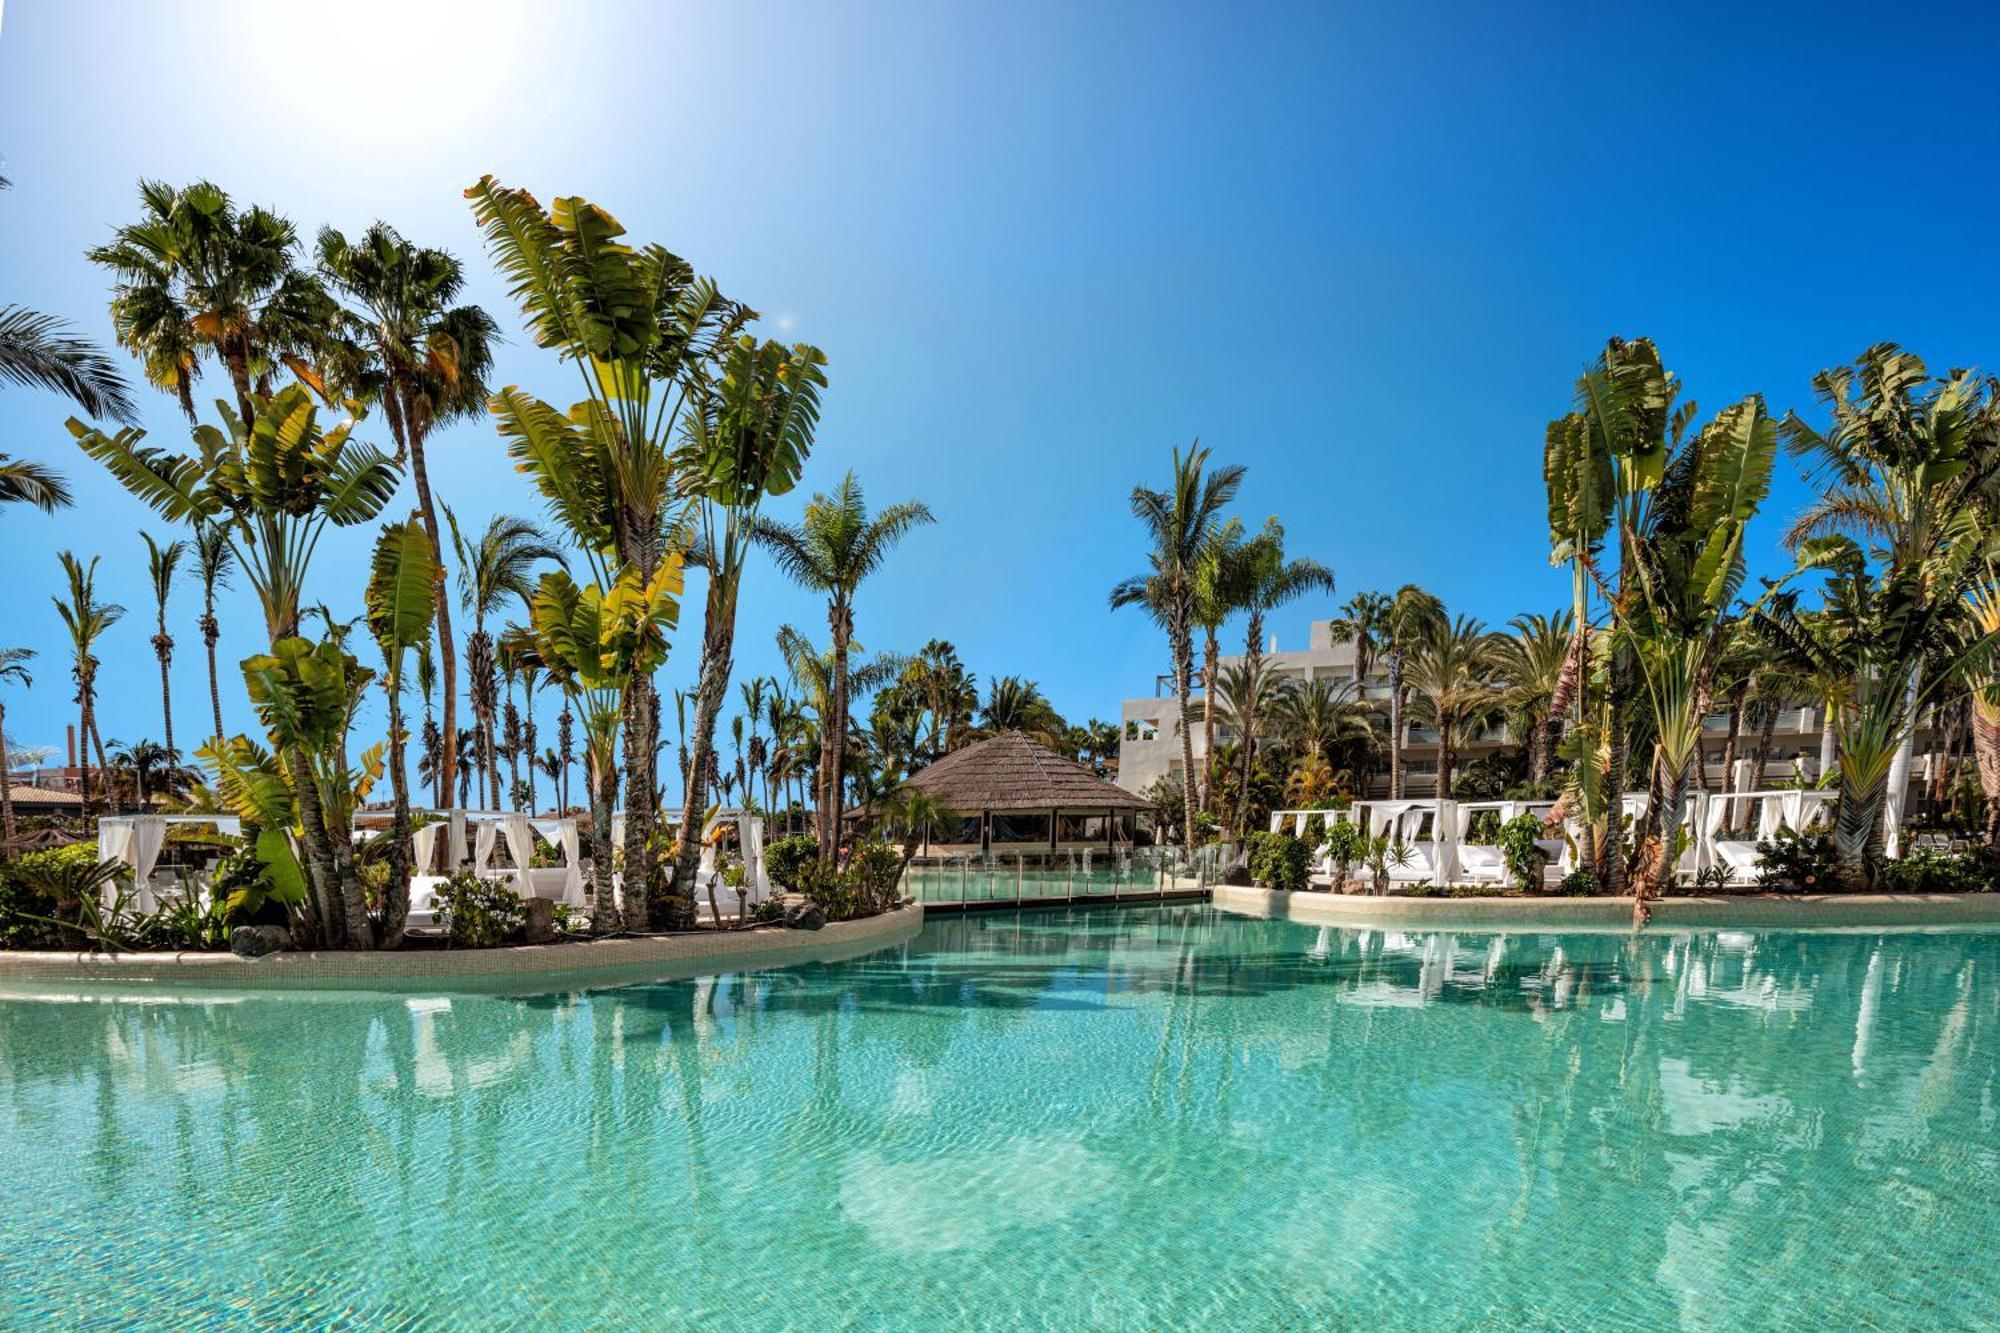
{"left": 240, "top": 0, "right": 540, "bottom": 151}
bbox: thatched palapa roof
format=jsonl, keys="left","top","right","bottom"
{"left": 903, "top": 730, "right": 1146, "bottom": 814}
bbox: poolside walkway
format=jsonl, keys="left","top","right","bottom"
{"left": 0, "top": 902, "right": 923, "bottom": 994}
{"left": 1213, "top": 884, "right": 2000, "bottom": 933}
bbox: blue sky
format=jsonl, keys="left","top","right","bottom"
{"left": 3, "top": 0, "right": 1998, "bottom": 793}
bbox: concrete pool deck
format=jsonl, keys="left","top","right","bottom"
{"left": 1211, "top": 884, "right": 2000, "bottom": 933}
{"left": 0, "top": 902, "right": 924, "bottom": 995}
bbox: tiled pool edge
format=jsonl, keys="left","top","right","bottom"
{"left": 1211, "top": 885, "right": 2000, "bottom": 933}
{"left": 0, "top": 902, "right": 924, "bottom": 994}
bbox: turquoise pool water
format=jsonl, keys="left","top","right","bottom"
{"left": 3, "top": 907, "right": 1997, "bottom": 1328}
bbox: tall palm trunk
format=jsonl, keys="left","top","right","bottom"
{"left": 379, "top": 682, "right": 414, "bottom": 948}
{"left": 675, "top": 608, "right": 737, "bottom": 921}
{"left": 1236, "top": 612, "right": 1266, "bottom": 840}
{"left": 404, "top": 419, "right": 460, "bottom": 815}
{"left": 1200, "top": 626, "right": 1220, "bottom": 813}
{"left": 824, "top": 600, "right": 855, "bottom": 863}
{"left": 622, "top": 677, "right": 662, "bottom": 930}
{"left": 1437, "top": 717, "right": 1456, "bottom": 800}
{"left": 0, "top": 700, "right": 14, "bottom": 846}
{"left": 1718, "top": 683, "right": 1747, "bottom": 795}
{"left": 76, "top": 694, "right": 92, "bottom": 819}
{"left": 1604, "top": 641, "right": 1632, "bottom": 898}
{"left": 201, "top": 606, "right": 224, "bottom": 744}
{"left": 589, "top": 744, "right": 620, "bottom": 933}
{"left": 1640, "top": 757, "right": 1689, "bottom": 919}
{"left": 1169, "top": 603, "right": 1198, "bottom": 862}
{"left": 1387, "top": 649, "right": 1407, "bottom": 800}
{"left": 153, "top": 637, "right": 175, "bottom": 770}
{"left": 1750, "top": 696, "right": 1779, "bottom": 790}
{"left": 1971, "top": 707, "right": 2000, "bottom": 844}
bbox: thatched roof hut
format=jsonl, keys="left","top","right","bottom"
{"left": 901, "top": 730, "right": 1146, "bottom": 851}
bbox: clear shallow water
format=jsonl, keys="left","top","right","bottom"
{"left": 3, "top": 908, "right": 1997, "bottom": 1330}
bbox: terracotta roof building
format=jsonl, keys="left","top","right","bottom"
{"left": 901, "top": 729, "right": 1147, "bottom": 852}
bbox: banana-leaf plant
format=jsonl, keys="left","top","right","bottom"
{"left": 507, "top": 561, "right": 683, "bottom": 931}
{"left": 470, "top": 177, "right": 746, "bottom": 927}
{"left": 671, "top": 335, "right": 827, "bottom": 894}
{"left": 365, "top": 516, "right": 441, "bottom": 947}
{"left": 239, "top": 635, "right": 383, "bottom": 945}
{"left": 1757, "top": 531, "right": 1999, "bottom": 887}
{"left": 71, "top": 385, "right": 399, "bottom": 946}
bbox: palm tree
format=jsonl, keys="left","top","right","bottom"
{"left": 1406, "top": 616, "right": 1506, "bottom": 801}
{"left": 1, "top": 169, "right": 136, "bottom": 427}
{"left": 52, "top": 553, "right": 123, "bottom": 818}
{"left": 192, "top": 525, "right": 233, "bottom": 746}
{"left": 1190, "top": 518, "right": 1250, "bottom": 811}
{"left": 1110, "top": 444, "right": 1245, "bottom": 860}
{"left": 449, "top": 510, "right": 562, "bottom": 811}
{"left": 755, "top": 472, "right": 935, "bottom": 862}
{"left": 107, "top": 738, "right": 176, "bottom": 809}
{"left": 0, "top": 647, "right": 34, "bottom": 847}
{"left": 1234, "top": 519, "right": 1334, "bottom": 818}
{"left": 89, "top": 179, "right": 331, "bottom": 424}
{"left": 0, "top": 454, "right": 74, "bottom": 512}
{"left": 897, "top": 640, "right": 978, "bottom": 764}
{"left": 1382, "top": 585, "right": 1445, "bottom": 798}
{"left": 1329, "top": 590, "right": 1393, "bottom": 690}
{"left": 1271, "top": 676, "right": 1377, "bottom": 780}
{"left": 775, "top": 625, "right": 904, "bottom": 841}
{"left": 979, "top": 676, "right": 1067, "bottom": 748}
{"left": 1496, "top": 610, "right": 1573, "bottom": 784}
{"left": 0, "top": 309, "right": 136, "bottom": 426}
{"left": 1194, "top": 660, "right": 1294, "bottom": 835}
{"left": 141, "top": 532, "right": 188, "bottom": 768}
{"left": 317, "top": 224, "right": 496, "bottom": 813}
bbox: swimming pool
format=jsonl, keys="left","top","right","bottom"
{"left": 3, "top": 907, "right": 1994, "bottom": 1328}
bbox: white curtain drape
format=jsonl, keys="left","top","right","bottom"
{"left": 448, "top": 811, "right": 468, "bottom": 869}
{"left": 96, "top": 818, "right": 134, "bottom": 907}
{"left": 1757, "top": 795, "right": 1786, "bottom": 842}
{"left": 532, "top": 818, "right": 583, "bottom": 905}
{"left": 473, "top": 820, "right": 497, "bottom": 872}
{"left": 503, "top": 815, "right": 534, "bottom": 894}
{"left": 741, "top": 815, "right": 771, "bottom": 905}
{"left": 131, "top": 817, "right": 167, "bottom": 910}
{"left": 413, "top": 823, "right": 441, "bottom": 876}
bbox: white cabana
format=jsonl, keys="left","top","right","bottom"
{"left": 1449, "top": 800, "right": 1560, "bottom": 886}
{"left": 1347, "top": 800, "right": 1446, "bottom": 886}
{"left": 405, "top": 809, "right": 587, "bottom": 926}
{"left": 1701, "top": 788, "right": 1836, "bottom": 883}
{"left": 95, "top": 814, "right": 242, "bottom": 909}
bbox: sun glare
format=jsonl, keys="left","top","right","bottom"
{"left": 241, "top": 0, "right": 538, "bottom": 153}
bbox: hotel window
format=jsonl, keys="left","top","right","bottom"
{"left": 1125, "top": 718, "right": 1159, "bottom": 742}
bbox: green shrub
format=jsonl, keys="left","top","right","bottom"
{"left": 1318, "top": 821, "right": 1365, "bottom": 890}
{"left": 765, "top": 835, "right": 818, "bottom": 891}
{"left": 1496, "top": 814, "right": 1550, "bottom": 890}
{"left": 794, "top": 858, "right": 859, "bottom": 922}
{"left": 848, "top": 841, "right": 904, "bottom": 915}
{"left": 1557, "top": 867, "right": 1600, "bottom": 897}
{"left": 432, "top": 872, "right": 526, "bottom": 948}
{"left": 1755, "top": 829, "right": 1839, "bottom": 893}
{"left": 1881, "top": 848, "right": 1987, "bottom": 894}
{"left": 0, "top": 845, "right": 99, "bottom": 947}
{"left": 1246, "top": 832, "right": 1311, "bottom": 892}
